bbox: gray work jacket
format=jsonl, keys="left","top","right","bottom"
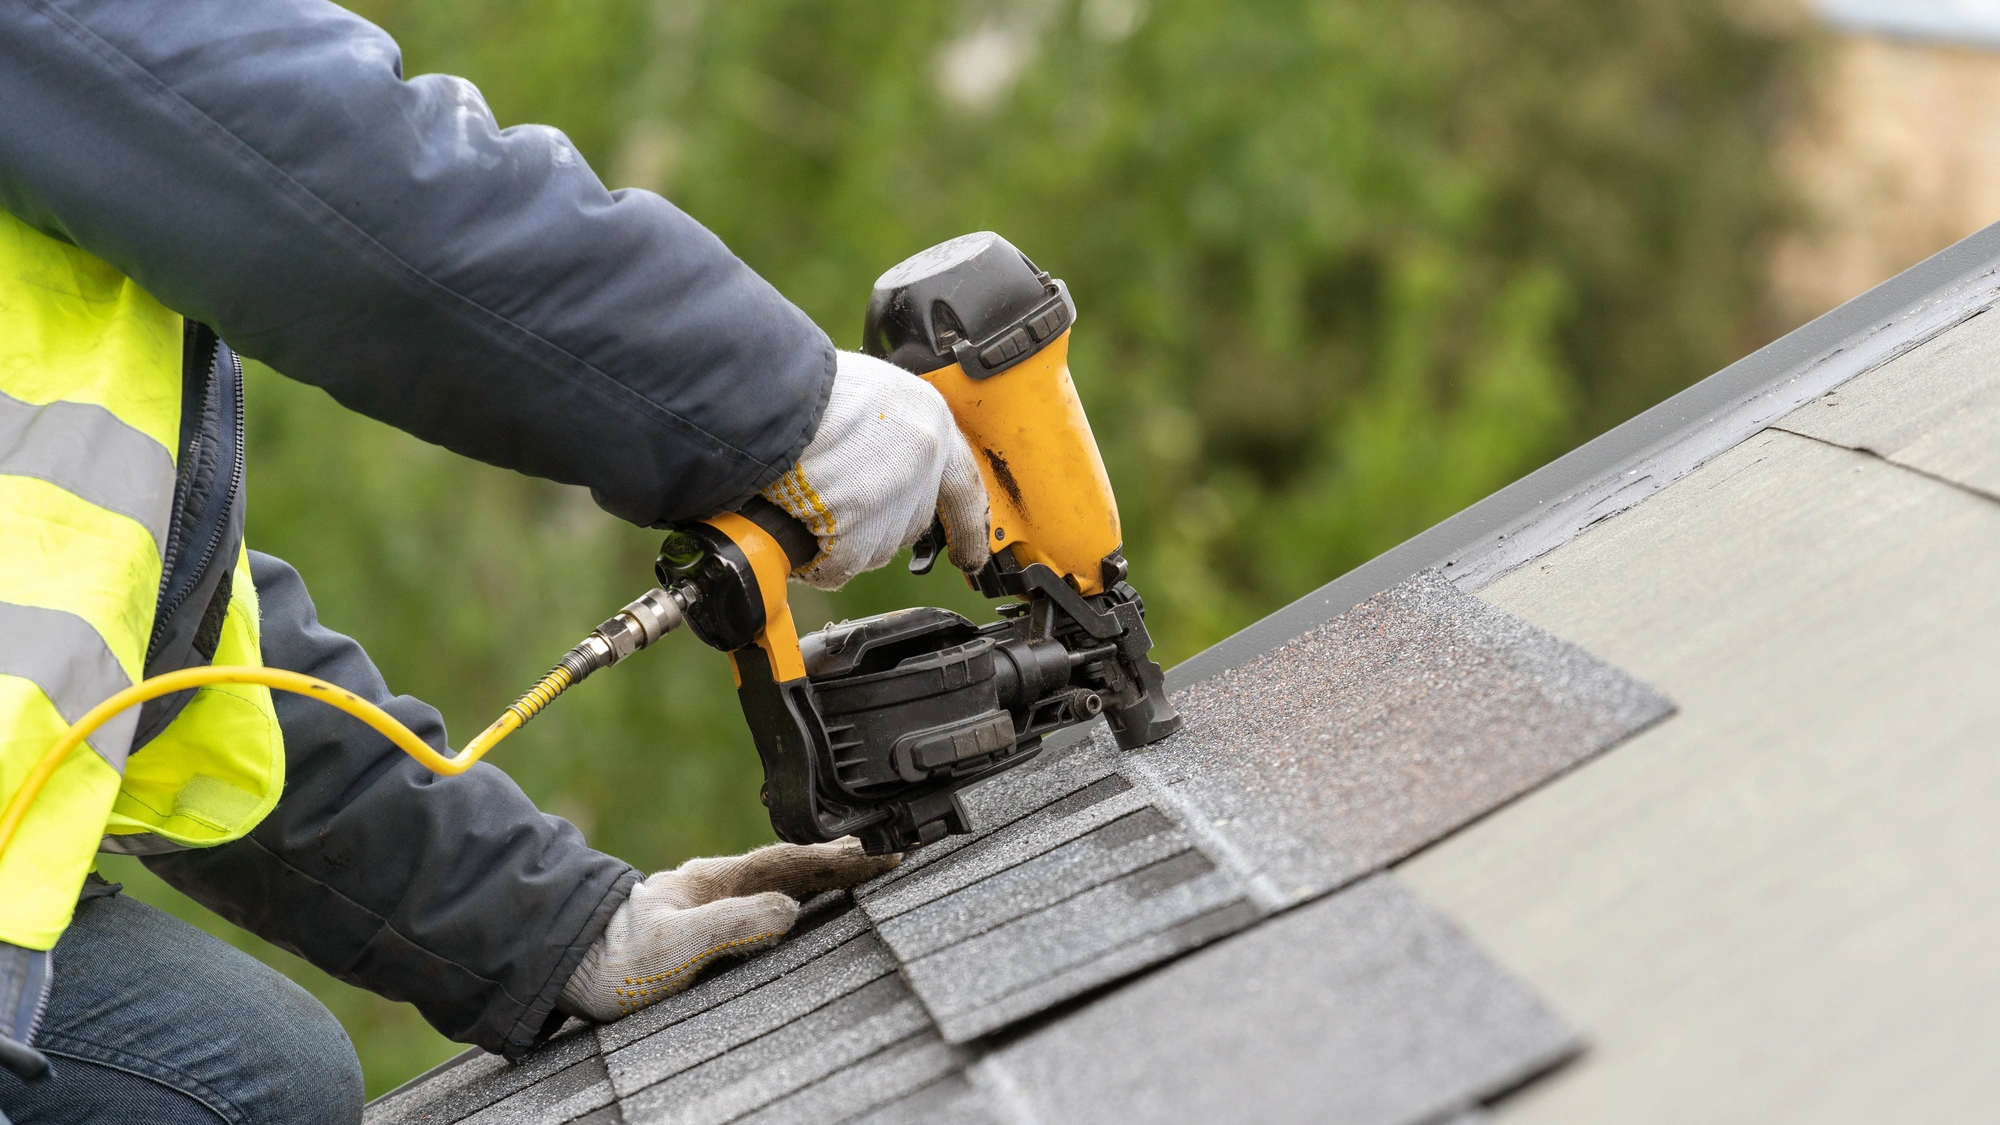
{"left": 0, "top": 0, "right": 835, "bottom": 1058}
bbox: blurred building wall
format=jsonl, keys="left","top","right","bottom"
{"left": 1773, "top": 2, "right": 2000, "bottom": 322}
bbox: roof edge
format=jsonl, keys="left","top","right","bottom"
{"left": 1168, "top": 218, "right": 2000, "bottom": 689}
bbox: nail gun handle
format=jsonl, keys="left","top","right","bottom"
{"left": 735, "top": 496, "right": 819, "bottom": 572}
{"left": 655, "top": 501, "right": 813, "bottom": 683}
{"left": 657, "top": 502, "right": 885, "bottom": 847}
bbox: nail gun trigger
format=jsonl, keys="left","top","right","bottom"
{"left": 909, "top": 513, "right": 947, "bottom": 576}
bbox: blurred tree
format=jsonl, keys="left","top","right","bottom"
{"left": 613, "top": 0, "right": 1801, "bottom": 650}
{"left": 113, "top": 0, "right": 1804, "bottom": 1095}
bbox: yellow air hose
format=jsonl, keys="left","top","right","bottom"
{"left": 0, "top": 584, "right": 690, "bottom": 863}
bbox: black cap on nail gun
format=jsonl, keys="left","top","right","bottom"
{"left": 863, "top": 231, "right": 1076, "bottom": 379}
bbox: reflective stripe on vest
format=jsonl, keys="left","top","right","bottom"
{"left": 0, "top": 212, "right": 283, "bottom": 950}
{"left": 103, "top": 544, "right": 283, "bottom": 856}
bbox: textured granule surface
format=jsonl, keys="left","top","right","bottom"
{"left": 870, "top": 569, "right": 1672, "bottom": 1041}
{"left": 1140, "top": 567, "right": 1675, "bottom": 901}
{"left": 980, "top": 874, "right": 1579, "bottom": 1125}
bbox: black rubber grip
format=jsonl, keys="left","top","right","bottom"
{"left": 0, "top": 1033, "right": 52, "bottom": 1081}
{"left": 737, "top": 496, "right": 820, "bottom": 570}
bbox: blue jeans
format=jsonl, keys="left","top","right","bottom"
{"left": 0, "top": 887, "right": 363, "bottom": 1125}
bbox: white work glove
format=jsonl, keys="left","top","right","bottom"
{"left": 557, "top": 838, "right": 899, "bottom": 1022}
{"left": 762, "top": 350, "right": 991, "bottom": 590}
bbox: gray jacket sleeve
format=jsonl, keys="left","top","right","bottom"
{"left": 0, "top": 0, "right": 833, "bottom": 525}
{"left": 146, "top": 553, "right": 641, "bottom": 1058}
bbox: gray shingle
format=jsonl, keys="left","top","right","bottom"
{"left": 363, "top": 1024, "right": 599, "bottom": 1125}
{"left": 617, "top": 973, "right": 931, "bottom": 1125}
{"left": 873, "top": 805, "right": 1186, "bottom": 961}
{"left": 944, "top": 899, "right": 1265, "bottom": 1047}
{"left": 605, "top": 929, "right": 898, "bottom": 1096}
{"left": 865, "top": 780, "right": 1158, "bottom": 943}
{"left": 456, "top": 1054, "right": 617, "bottom": 1125}
{"left": 734, "top": 1031, "right": 973, "bottom": 1125}
{"left": 844, "top": 1075, "right": 996, "bottom": 1125}
{"left": 366, "top": 212, "right": 2000, "bottom": 1125}
{"left": 367, "top": 571, "right": 1654, "bottom": 1122}
{"left": 854, "top": 729, "right": 1127, "bottom": 897}
{"left": 1142, "top": 567, "right": 1674, "bottom": 905}
{"left": 981, "top": 874, "right": 1577, "bottom": 1125}
{"left": 905, "top": 850, "right": 1251, "bottom": 1042}
{"left": 955, "top": 724, "right": 1127, "bottom": 833}
{"left": 867, "top": 570, "right": 1669, "bottom": 1043}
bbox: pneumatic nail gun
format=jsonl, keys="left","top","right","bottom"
{"left": 544, "top": 233, "right": 1182, "bottom": 854}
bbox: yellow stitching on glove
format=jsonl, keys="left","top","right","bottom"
{"left": 611, "top": 930, "right": 784, "bottom": 1012}
{"left": 768, "top": 467, "right": 837, "bottom": 550}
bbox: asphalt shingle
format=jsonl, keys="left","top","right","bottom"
{"left": 863, "top": 569, "right": 1670, "bottom": 1043}
{"left": 605, "top": 928, "right": 899, "bottom": 1096}
{"left": 981, "top": 874, "right": 1577, "bottom": 1125}
{"left": 455, "top": 1054, "right": 617, "bottom": 1125}
{"left": 364, "top": 1024, "right": 599, "bottom": 1125}
{"left": 617, "top": 972, "right": 932, "bottom": 1125}
{"left": 871, "top": 806, "right": 1188, "bottom": 962}
{"left": 843, "top": 1075, "right": 995, "bottom": 1125}
{"left": 730, "top": 1030, "right": 974, "bottom": 1125}
{"left": 1142, "top": 567, "right": 1674, "bottom": 904}
{"left": 350, "top": 218, "right": 2000, "bottom": 1124}
{"left": 903, "top": 850, "right": 1251, "bottom": 1042}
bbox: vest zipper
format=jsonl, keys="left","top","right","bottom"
{"left": 154, "top": 325, "right": 216, "bottom": 591}
{"left": 151, "top": 345, "right": 246, "bottom": 651}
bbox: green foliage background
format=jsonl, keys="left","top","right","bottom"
{"left": 106, "top": 0, "right": 1806, "bottom": 1096}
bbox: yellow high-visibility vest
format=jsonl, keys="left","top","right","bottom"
{"left": 0, "top": 211, "right": 283, "bottom": 951}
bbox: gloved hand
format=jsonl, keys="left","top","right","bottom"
{"left": 762, "top": 350, "right": 991, "bottom": 590}
{"left": 557, "top": 838, "right": 899, "bottom": 1022}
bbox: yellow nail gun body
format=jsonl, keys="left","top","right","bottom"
{"left": 657, "top": 233, "right": 1182, "bottom": 854}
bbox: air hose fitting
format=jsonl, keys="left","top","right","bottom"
{"left": 503, "top": 584, "right": 696, "bottom": 727}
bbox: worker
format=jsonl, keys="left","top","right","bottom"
{"left": 0, "top": 1, "right": 995, "bottom": 1122}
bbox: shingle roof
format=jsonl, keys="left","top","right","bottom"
{"left": 861, "top": 571, "right": 1669, "bottom": 1049}
{"left": 367, "top": 569, "right": 1666, "bottom": 1125}
{"left": 369, "top": 218, "right": 2000, "bottom": 1125}
{"left": 1397, "top": 232, "right": 2000, "bottom": 1121}
{"left": 980, "top": 873, "right": 1576, "bottom": 1125}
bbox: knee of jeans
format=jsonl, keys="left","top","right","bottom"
{"left": 184, "top": 952, "right": 368, "bottom": 1120}
{"left": 39, "top": 894, "right": 366, "bottom": 1125}
{"left": 207, "top": 970, "right": 364, "bottom": 1125}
